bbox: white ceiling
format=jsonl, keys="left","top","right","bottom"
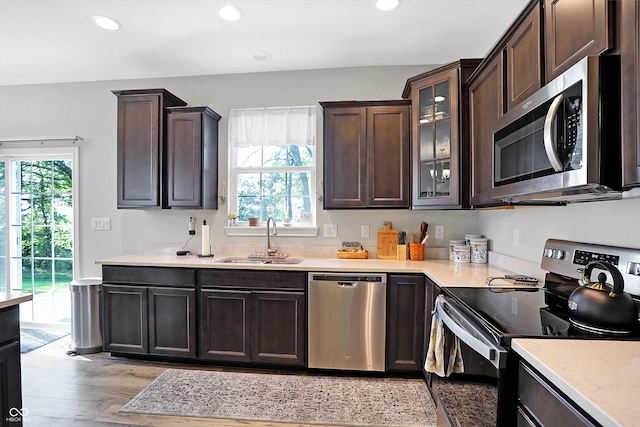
{"left": 0, "top": 0, "right": 529, "bottom": 87}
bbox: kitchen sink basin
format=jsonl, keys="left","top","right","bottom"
{"left": 216, "top": 257, "right": 303, "bottom": 265}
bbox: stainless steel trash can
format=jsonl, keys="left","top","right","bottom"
{"left": 68, "top": 277, "right": 103, "bottom": 355}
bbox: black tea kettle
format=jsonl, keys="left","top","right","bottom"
{"left": 568, "top": 261, "right": 638, "bottom": 334}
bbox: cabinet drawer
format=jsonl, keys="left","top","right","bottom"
{"left": 199, "top": 269, "right": 306, "bottom": 290}
{"left": 103, "top": 265, "right": 196, "bottom": 286}
{"left": 518, "top": 361, "right": 597, "bottom": 427}
{"left": 0, "top": 306, "right": 19, "bottom": 344}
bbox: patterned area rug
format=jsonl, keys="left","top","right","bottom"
{"left": 20, "top": 329, "right": 69, "bottom": 354}
{"left": 121, "top": 368, "right": 436, "bottom": 426}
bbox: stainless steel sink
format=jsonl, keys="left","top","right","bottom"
{"left": 216, "top": 257, "right": 303, "bottom": 265}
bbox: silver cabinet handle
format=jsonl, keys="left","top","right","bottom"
{"left": 543, "top": 93, "right": 565, "bottom": 172}
{"left": 337, "top": 282, "right": 357, "bottom": 288}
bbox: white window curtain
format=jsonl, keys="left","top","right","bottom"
{"left": 229, "top": 106, "right": 316, "bottom": 147}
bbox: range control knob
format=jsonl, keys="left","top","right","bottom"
{"left": 544, "top": 248, "right": 554, "bottom": 258}
{"left": 553, "top": 249, "right": 565, "bottom": 260}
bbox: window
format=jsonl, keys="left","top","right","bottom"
{"left": 228, "top": 106, "right": 316, "bottom": 227}
{"left": 0, "top": 147, "right": 78, "bottom": 327}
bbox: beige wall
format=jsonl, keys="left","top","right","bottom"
{"left": 1, "top": 65, "right": 638, "bottom": 279}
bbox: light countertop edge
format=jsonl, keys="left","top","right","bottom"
{"left": 95, "top": 254, "right": 543, "bottom": 289}
{"left": 512, "top": 338, "right": 640, "bottom": 427}
{"left": 0, "top": 292, "right": 33, "bottom": 309}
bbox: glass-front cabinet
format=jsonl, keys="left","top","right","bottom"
{"left": 403, "top": 60, "right": 481, "bottom": 209}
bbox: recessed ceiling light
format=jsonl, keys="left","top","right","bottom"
{"left": 92, "top": 15, "right": 121, "bottom": 31}
{"left": 252, "top": 51, "right": 271, "bottom": 62}
{"left": 375, "top": 0, "right": 400, "bottom": 11}
{"left": 219, "top": 5, "right": 243, "bottom": 21}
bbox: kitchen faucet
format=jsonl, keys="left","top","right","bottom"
{"left": 266, "top": 217, "right": 277, "bottom": 256}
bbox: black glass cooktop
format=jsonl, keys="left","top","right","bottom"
{"left": 442, "top": 287, "right": 549, "bottom": 337}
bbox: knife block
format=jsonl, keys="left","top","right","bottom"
{"left": 397, "top": 245, "right": 408, "bottom": 261}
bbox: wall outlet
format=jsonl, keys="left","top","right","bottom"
{"left": 324, "top": 224, "right": 337, "bottom": 238}
{"left": 513, "top": 227, "right": 520, "bottom": 245}
{"left": 361, "top": 225, "right": 369, "bottom": 238}
{"left": 435, "top": 225, "right": 444, "bottom": 240}
{"left": 92, "top": 218, "right": 111, "bottom": 231}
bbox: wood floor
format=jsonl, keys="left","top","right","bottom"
{"left": 20, "top": 336, "right": 321, "bottom": 427}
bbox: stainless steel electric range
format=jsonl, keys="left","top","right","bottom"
{"left": 430, "top": 239, "right": 640, "bottom": 427}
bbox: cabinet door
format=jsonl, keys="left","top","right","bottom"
{"left": 167, "top": 111, "right": 203, "bottom": 209}
{"left": 116, "top": 94, "right": 161, "bottom": 208}
{"left": 148, "top": 287, "right": 197, "bottom": 358}
{"left": 469, "top": 56, "right": 507, "bottom": 208}
{"left": 323, "top": 107, "right": 367, "bottom": 208}
{"left": 411, "top": 69, "right": 460, "bottom": 208}
{"left": 544, "top": 0, "right": 612, "bottom": 81}
{"left": 621, "top": 0, "right": 640, "bottom": 188}
{"left": 505, "top": 2, "right": 542, "bottom": 111}
{"left": 0, "top": 341, "right": 22, "bottom": 427}
{"left": 103, "top": 284, "right": 148, "bottom": 354}
{"left": 251, "top": 291, "right": 306, "bottom": 366}
{"left": 366, "top": 105, "right": 410, "bottom": 207}
{"left": 386, "top": 275, "right": 425, "bottom": 371}
{"left": 199, "top": 289, "right": 251, "bottom": 362}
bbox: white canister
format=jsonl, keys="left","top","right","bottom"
{"left": 470, "top": 238, "right": 488, "bottom": 264}
{"left": 453, "top": 245, "right": 471, "bottom": 263}
{"left": 465, "top": 233, "right": 482, "bottom": 245}
{"left": 449, "top": 239, "right": 466, "bottom": 261}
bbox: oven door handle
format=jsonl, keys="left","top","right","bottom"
{"left": 543, "top": 93, "right": 565, "bottom": 172}
{"left": 435, "top": 295, "right": 507, "bottom": 369}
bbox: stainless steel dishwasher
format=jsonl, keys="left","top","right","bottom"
{"left": 308, "top": 272, "right": 386, "bottom": 372}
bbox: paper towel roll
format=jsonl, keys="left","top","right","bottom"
{"left": 201, "top": 224, "right": 210, "bottom": 255}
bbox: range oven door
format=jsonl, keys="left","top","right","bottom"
{"left": 431, "top": 295, "right": 511, "bottom": 427}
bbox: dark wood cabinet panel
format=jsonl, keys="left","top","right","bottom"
{"left": 0, "top": 306, "right": 22, "bottom": 427}
{"left": 199, "top": 269, "right": 305, "bottom": 290}
{"left": 518, "top": 361, "right": 598, "bottom": 426}
{"left": 469, "top": 56, "right": 507, "bottom": 208}
{"left": 321, "top": 100, "right": 410, "bottom": 209}
{"left": 103, "top": 284, "right": 148, "bottom": 354}
{"left": 113, "top": 89, "right": 187, "bottom": 209}
{"left": 103, "top": 265, "right": 195, "bottom": 286}
{"left": 543, "top": 0, "right": 612, "bottom": 81}
{"left": 386, "top": 274, "right": 425, "bottom": 371}
{"left": 366, "top": 106, "right": 410, "bottom": 207}
{"left": 166, "top": 106, "right": 221, "bottom": 209}
{"left": 148, "top": 287, "right": 197, "bottom": 358}
{"left": 505, "top": 2, "right": 542, "bottom": 111}
{"left": 621, "top": 0, "right": 640, "bottom": 188}
{"left": 199, "top": 289, "right": 252, "bottom": 362}
{"left": 251, "top": 291, "right": 306, "bottom": 366}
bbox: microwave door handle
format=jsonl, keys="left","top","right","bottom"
{"left": 543, "top": 93, "right": 565, "bottom": 172}
{"left": 435, "top": 297, "right": 507, "bottom": 369}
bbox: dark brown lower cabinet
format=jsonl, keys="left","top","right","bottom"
{"left": 103, "top": 284, "right": 148, "bottom": 354}
{"left": 0, "top": 305, "right": 22, "bottom": 427}
{"left": 148, "top": 287, "right": 197, "bottom": 358}
{"left": 518, "top": 361, "right": 599, "bottom": 426}
{"left": 199, "top": 288, "right": 306, "bottom": 366}
{"left": 386, "top": 274, "right": 425, "bottom": 371}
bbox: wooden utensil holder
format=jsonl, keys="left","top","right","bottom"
{"left": 397, "top": 245, "right": 407, "bottom": 261}
{"left": 409, "top": 243, "right": 425, "bottom": 261}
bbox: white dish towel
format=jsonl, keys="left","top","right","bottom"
{"left": 424, "top": 311, "right": 464, "bottom": 377}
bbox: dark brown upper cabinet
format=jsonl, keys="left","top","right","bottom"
{"left": 505, "top": 2, "right": 542, "bottom": 111}
{"left": 543, "top": 0, "right": 613, "bottom": 82}
{"left": 113, "top": 89, "right": 186, "bottom": 209}
{"left": 620, "top": 0, "right": 640, "bottom": 188}
{"left": 166, "top": 106, "right": 221, "bottom": 209}
{"left": 403, "top": 60, "right": 481, "bottom": 209}
{"left": 468, "top": 55, "right": 506, "bottom": 208}
{"left": 321, "top": 100, "right": 411, "bottom": 209}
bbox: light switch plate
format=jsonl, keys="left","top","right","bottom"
{"left": 435, "top": 225, "right": 444, "bottom": 240}
{"left": 92, "top": 218, "right": 111, "bottom": 231}
{"left": 324, "top": 224, "right": 337, "bottom": 238}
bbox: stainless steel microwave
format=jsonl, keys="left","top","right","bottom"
{"left": 491, "top": 55, "right": 621, "bottom": 203}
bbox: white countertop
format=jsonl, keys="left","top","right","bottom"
{"left": 0, "top": 291, "right": 33, "bottom": 309}
{"left": 512, "top": 338, "right": 640, "bottom": 427}
{"left": 96, "top": 254, "right": 541, "bottom": 289}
